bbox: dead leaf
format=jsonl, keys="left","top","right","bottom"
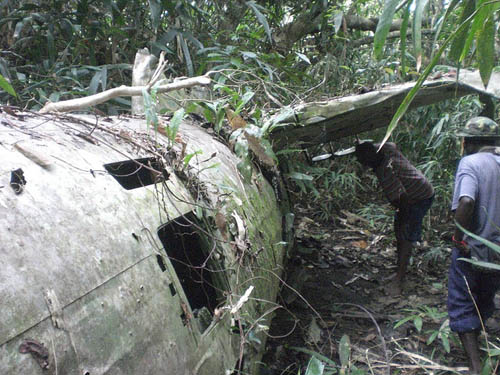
{"left": 351, "top": 240, "right": 368, "bottom": 249}
{"left": 341, "top": 210, "right": 370, "bottom": 225}
{"left": 306, "top": 318, "right": 322, "bottom": 344}
{"left": 243, "top": 131, "right": 276, "bottom": 168}
{"left": 225, "top": 107, "right": 247, "bottom": 129}
{"left": 215, "top": 211, "right": 228, "bottom": 240}
{"left": 14, "top": 142, "right": 53, "bottom": 170}
{"left": 362, "top": 333, "right": 377, "bottom": 342}
{"left": 213, "top": 307, "right": 224, "bottom": 322}
{"left": 231, "top": 212, "right": 248, "bottom": 255}
{"left": 175, "top": 132, "right": 185, "bottom": 144}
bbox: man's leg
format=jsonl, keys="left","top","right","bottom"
{"left": 386, "top": 237, "right": 412, "bottom": 295}
{"left": 459, "top": 330, "right": 481, "bottom": 375}
{"left": 386, "top": 215, "right": 412, "bottom": 295}
{"left": 448, "top": 248, "right": 486, "bottom": 375}
{"left": 395, "top": 237, "right": 413, "bottom": 284}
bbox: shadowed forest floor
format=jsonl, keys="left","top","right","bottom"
{"left": 262, "top": 201, "right": 500, "bottom": 375}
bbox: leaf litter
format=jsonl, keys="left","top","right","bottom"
{"left": 261, "top": 204, "right": 500, "bottom": 374}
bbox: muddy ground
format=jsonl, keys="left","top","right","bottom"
{"left": 261, "top": 201, "right": 500, "bottom": 375}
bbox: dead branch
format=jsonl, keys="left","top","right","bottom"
{"left": 39, "top": 74, "right": 212, "bottom": 114}
{"left": 351, "top": 29, "right": 434, "bottom": 47}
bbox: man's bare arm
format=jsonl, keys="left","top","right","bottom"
{"left": 454, "top": 196, "right": 475, "bottom": 241}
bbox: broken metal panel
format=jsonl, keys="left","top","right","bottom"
{"left": 179, "top": 122, "right": 286, "bottom": 371}
{"left": 270, "top": 70, "right": 500, "bottom": 148}
{"left": 157, "top": 119, "right": 286, "bottom": 373}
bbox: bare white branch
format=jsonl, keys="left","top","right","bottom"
{"left": 39, "top": 74, "right": 212, "bottom": 114}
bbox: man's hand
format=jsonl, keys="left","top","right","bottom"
{"left": 452, "top": 235, "right": 470, "bottom": 255}
{"left": 454, "top": 196, "right": 475, "bottom": 256}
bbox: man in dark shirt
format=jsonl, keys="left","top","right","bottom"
{"left": 355, "top": 141, "right": 434, "bottom": 295}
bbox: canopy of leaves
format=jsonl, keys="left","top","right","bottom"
{"left": 1, "top": 0, "right": 496, "bottom": 117}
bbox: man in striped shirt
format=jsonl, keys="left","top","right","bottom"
{"left": 355, "top": 141, "right": 434, "bottom": 295}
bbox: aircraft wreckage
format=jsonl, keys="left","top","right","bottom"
{"left": 0, "top": 111, "right": 291, "bottom": 375}
{"left": 1, "top": 65, "right": 499, "bottom": 374}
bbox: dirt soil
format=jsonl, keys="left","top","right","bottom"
{"left": 261, "top": 202, "right": 500, "bottom": 375}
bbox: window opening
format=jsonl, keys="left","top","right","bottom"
{"left": 157, "top": 213, "right": 220, "bottom": 315}
{"left": 104, "top": 157, "right": 168, "bottom": 190}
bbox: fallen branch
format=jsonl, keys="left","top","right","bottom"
{"left": 394, "top": 349, "right": 468, "bottom": 372}
{"left": 39, "top": 73, "right": 213, "bottom": 114}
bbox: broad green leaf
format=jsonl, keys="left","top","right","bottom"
{"left": 235, "top": 91, "right": 255, "bottom": 114}
{"left": 48, "top": 92, "right": 60, "bottom": 103}
{"left": 456, "top": 221, "right": 500, "bottom": 256}
{"left": 427, "top": 330, "right": 438, "bottom": 345}
{"left": 448, "top": 0, "right": 474, "bottom": 62}
{"left": 13, "top": 17, "right": 31, "bottom": 39}
{"left": 289, "top": 347, "right": 337, "bottom": 367}
{"left": 262, "top": 106, "right": 295, "bottom": 134}
{"left": 241, "top": 51, "right": 257, "bottom": 59}
{"left": 400, "top": 5, "right": 410, "bottom": 79}
{"left": 339, "top": 334, "right": 350, "bottom": 368}
{"left": 230, "top": 57, "right": 243, "bottom": 69}
{"left": 373, "top": 0, "right": 399, "bottom": 60}
{"left": 148, "top": 0, "right": 162, "bottom": 31}
{"left": 394, "top": 315, "right": 415, "bottom": 329}
{"left": 305, "top": 356, "right": 325, "bottom": 375}
{"left": 203, "top": 107, "right": 215, "bottom": 124}
{"left": 441, "top": 334, "right": 450, "bottom": 353}
{"left": 458, "top": 258, "right": 500, "bottom": 272}
{"left": 286, "top": 172, "right": 313, "bottom": 181}
{"left": 179, "top": 34, "right": 194, "bottom": 77}
{"left": 413, "top": 316, "right": 423, "bottom": 332}
{"left": 379, "top": 7, "right": 479, "bottom": 148}
{"left": 477, "top": 11, "right": 496, "bottom": 86}
{"left": 183, "top": 150, "right": 203, "bottom": 168}
{"left": 246, "top": 1, "right": 272, "bottom": 42}
{"left": 167, "top": 108, "right": 185, "bottom": 142}
{"left": 142, "top": 87, "right": 158, "bottom": 130}
{"left": 332, "top": 11, "right": 344, "bottom": 33}
{"left": 412, "top": 0, "right": 429, "bottom": 72}
{"left": 0, "top": 74, "right": 16, "bottom": 97}
{"left": 459, "top": 1, "right": 489, "bottom": 63}
{"left": 89, "top": 70, "right": 103, "bottom": 94}
{"left": 296, "top": 52, "right": 311, "bottom": 65}
{"left": 431, "top": 0, "right": 460, "bottom": 60}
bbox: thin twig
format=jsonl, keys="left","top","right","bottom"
{"left": 334, "top": 303, "right": 390, "bottom": 375}
{"left": 464, "top": 275, "right": 494, "bottom": 371}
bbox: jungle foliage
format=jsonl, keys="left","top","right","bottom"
{"left": 0, "top": 0, "right": 498, "bottom": 218}
{"left": 1, "top": 2, "right": 499, "bottom": 374}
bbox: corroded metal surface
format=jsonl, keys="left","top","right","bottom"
{"left": 0, "top": 112, "right": 286, "bottom": 375}
{"left": 270, "top": 69, "right": 500, "bottom": 148}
